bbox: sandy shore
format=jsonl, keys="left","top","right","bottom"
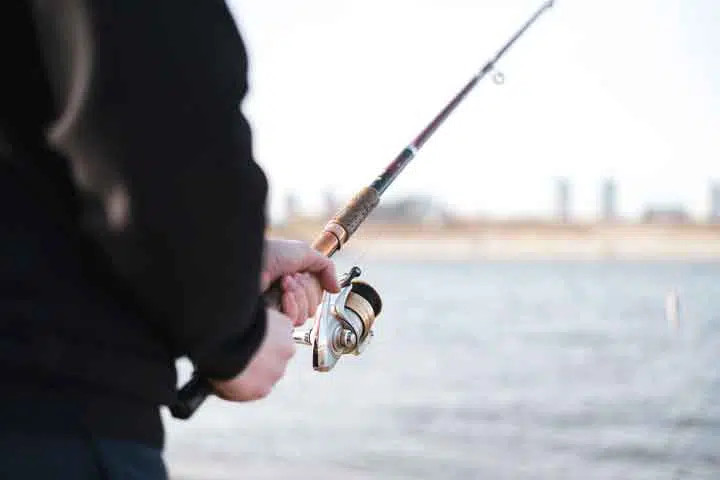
{"left": 268, "top": 220, "right": 720, "bottom": 261}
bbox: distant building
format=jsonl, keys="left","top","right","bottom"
{"left": 368, "top": 195, "right": 451, "bottom": 226}
{"left": 284, "top": 192, "right": 299, "bottom": 221}
{"left": 601, "top": 178, "right": 617, "bottom": 221}
{"left": 642, "top": 205, "right": 691, "bottom": 224}
{"left": 709, "top": 181, "right": 720, "bottom": 223}
{"left": 555, "top": 177, "right": 571, "bottom": 223}
{"left": 322, "top": 189, "right": 339, "bottom": 218}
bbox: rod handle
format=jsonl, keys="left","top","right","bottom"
{"left": 169, "top": 282, "right": 283, "bottom": 419}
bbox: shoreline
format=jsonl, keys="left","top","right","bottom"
{"left": 268, "top": 220, "right": 720, "bottom": 261}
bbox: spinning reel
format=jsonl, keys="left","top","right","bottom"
{"left": 293, "top": 266, "right": 382, "bottom": 372}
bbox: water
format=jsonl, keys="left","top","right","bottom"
{"left": 164, "top": 260, "right": 720, "bottom": 479}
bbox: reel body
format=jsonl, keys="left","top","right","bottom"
{"left": 293, "top": 266, "right": 382, "bottom": 371}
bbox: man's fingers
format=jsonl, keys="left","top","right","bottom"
{"left": 279, "top": 272, "right": 327, "bottom": 326}
{"left": 300, "top": 272, "right": 323, "bottom": 315}
{"left": 281, "top": 276, "right": 300, "bottom": 324}
{"left": 292, "top": 273, "right": 320, "bottom": 320}
{"left": 263, "top": 241, "right": 341, "bottom": 314}
{"left": 319, "top": 263, "right": 340, "bottom": 293}
{"left": 288, "top": 275, "right": 306, "bottom": 326}
{"left": 301, "top": 253, "right": 340, "bottom": 293}
{"left": 280, "top": 247, "right": 340, "bottom": 294}
{"left": 282, "top": 294, "right": 299, "bottom": 326}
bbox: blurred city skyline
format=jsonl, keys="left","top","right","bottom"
{"left": 280, "top": 177, "right": 720, "bottom": 225}
{"left": 226, "top": 0, "right": 720, "bottom": 221}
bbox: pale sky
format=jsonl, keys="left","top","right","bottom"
{"left": 225, "top": 0, "right": 719, "bottom": 221}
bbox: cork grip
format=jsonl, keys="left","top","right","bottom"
{"left": 329, "top": 186, "right": 380, "bottom": 238}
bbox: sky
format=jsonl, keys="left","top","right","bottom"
{"left": 225, "top": 0, "right": 720, "bottom": 221}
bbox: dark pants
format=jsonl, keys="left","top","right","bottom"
{"left": 0, "top": 432, "right": 168, "bottom": 480}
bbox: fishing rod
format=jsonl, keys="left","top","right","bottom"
{"left": 169, "top": 0, "right": 555, "bottom": 420}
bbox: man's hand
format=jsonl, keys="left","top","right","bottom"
{"left": 261, "top": 239, "right": 340, "bottom": 326}
{"left": 211, "top": 239, "right": 340, "bottom": 402}
{"left": 210, "top": 308, "right": 295, "bottom": 401}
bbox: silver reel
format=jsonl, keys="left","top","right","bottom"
{"left": 292, "top": 266, "right": 382, "bottom": 372}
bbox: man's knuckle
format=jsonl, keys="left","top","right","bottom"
{"left": 255, "top": 385, "right": 272, "bottom": 399}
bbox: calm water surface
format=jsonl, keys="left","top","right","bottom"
{"left": 164, "top": 261, "right": 719, "bottom": 479}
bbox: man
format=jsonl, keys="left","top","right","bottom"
{"left": 0, "top": 1, "right": 338, "bottom": 478}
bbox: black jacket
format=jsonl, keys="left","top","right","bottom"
{"left": 0, "top": 1, "right": 268, "bottom": 447}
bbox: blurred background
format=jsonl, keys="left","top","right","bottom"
{"left": 165, "top": 1, "right": 719, "bottom": 478}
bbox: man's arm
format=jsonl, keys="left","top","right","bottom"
{"left": 31, "top": 0, "right": 268, "bottom": 380}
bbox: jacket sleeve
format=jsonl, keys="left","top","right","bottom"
{"left": 31, "top": 0, "right": 268, "bottom": 380}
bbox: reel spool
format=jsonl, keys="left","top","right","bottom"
{"left": 293, "top": 266, "right": 382, "bottom": 372}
